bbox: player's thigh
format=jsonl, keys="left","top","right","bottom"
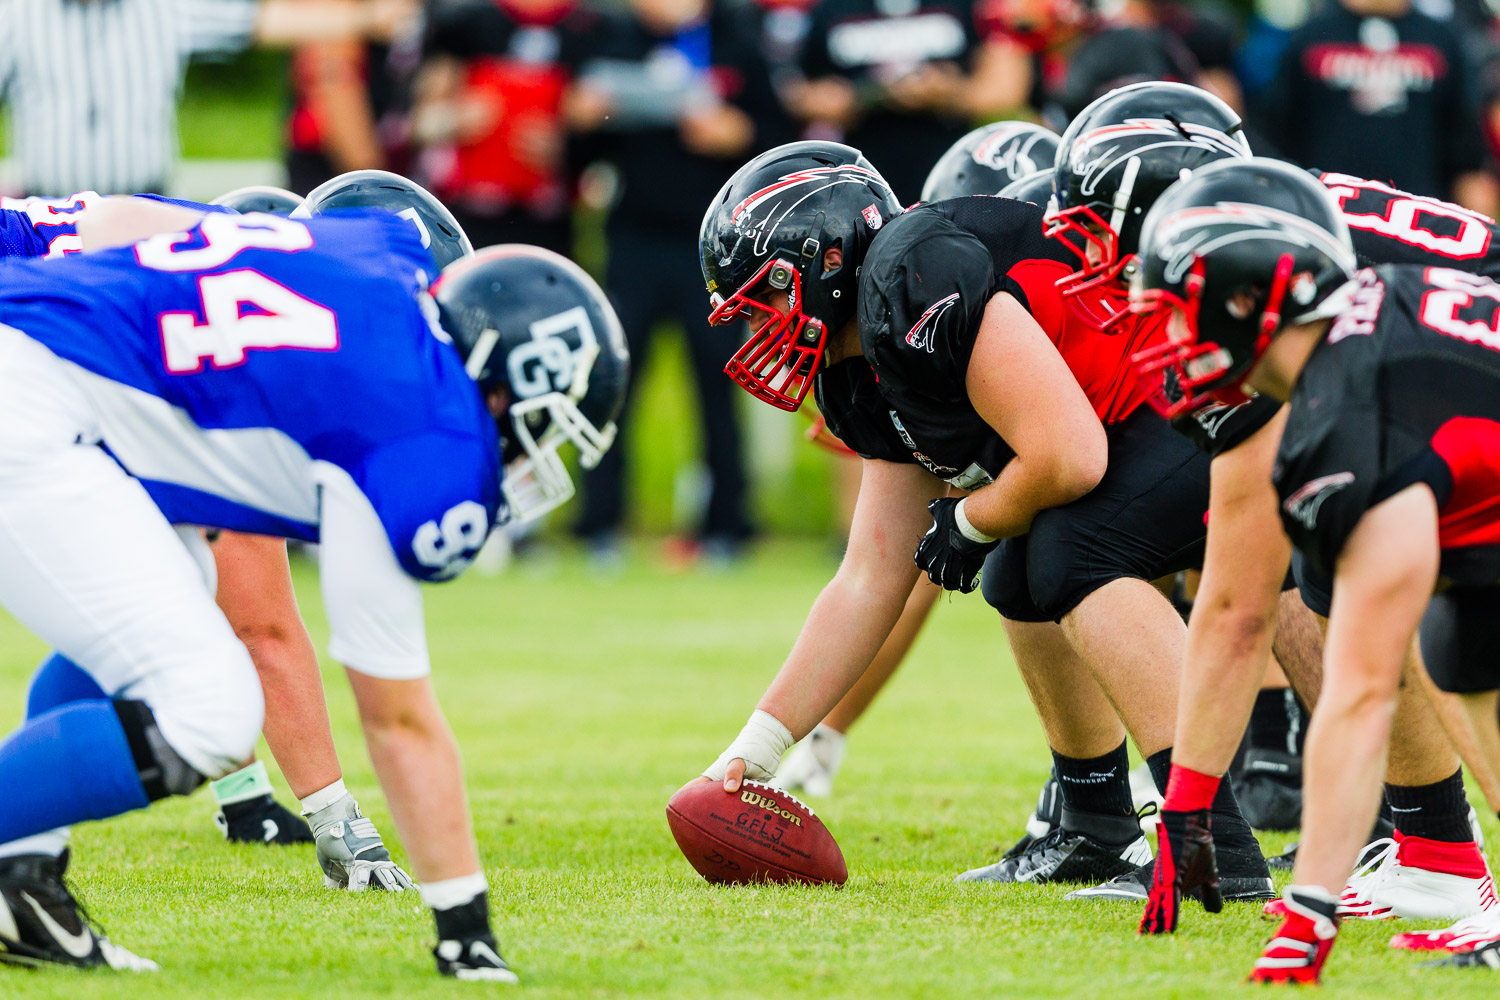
{"left": 1419, "top": 586, "right": 1500, "bottom": 695}
{"left": 0, "top": 443, "right": 261, "bottom": 775}
{"left": 1026, "top": 409, "right": 1211, "bottom": 620}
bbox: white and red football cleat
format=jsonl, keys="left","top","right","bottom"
{"left": 1390, "top": 880, "right": 1500, "bottom": 953}
{"left": 1265, "top": 834, "right": 1494, "bottom": 922}
{"left": 1249, "top": 886, "right": 1340, "bottom": 985}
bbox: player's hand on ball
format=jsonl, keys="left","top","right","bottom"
{"left": 1139, "top": 808, "right": 1221, "bottom": 935}
{"left": 305, "top": 792, "right": 415, "bottom": 892}
{"left": 914, "top": 497, "right": 998, "bottom": 594}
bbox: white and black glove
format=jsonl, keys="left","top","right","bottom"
{"left": 914, "top": 497, "right": 998, "bottom": 593}
{"left": 304, "top": 793, "right": 415, "bottom": 892}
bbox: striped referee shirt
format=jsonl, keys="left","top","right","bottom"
{"left": 0, "top": 0, "right": 259, "bottom": 195}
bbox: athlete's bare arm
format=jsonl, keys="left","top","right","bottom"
{"left": 1171, "top": 409, "right": 1292, "bottom": 776}
{"left": 211, "top": 531, "right": 342, "bottom": 799}
{"left": 961, "top": 292, "right": 1108, "bottom": 538}
{"left": 714, "top": 459, "right": 941, "bottom": 791}
{"left": 74, "top": 198, "right": 206, "bottom": 251}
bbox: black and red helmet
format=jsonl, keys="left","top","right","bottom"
{"left": 921, "top": 122, "right": 1060, "bottom": 203}
{"left": 1129, "top": 158, "right": 1357, "bottom": 418}
{"left": 700, "top": 141, "right": 902, "bottom": 411}
{"left": 1047, "top": 82, "right": 1250, "bottom": 328}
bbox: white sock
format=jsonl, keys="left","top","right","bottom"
{"left": 420, "top": 872, "right": 489, "bottom": 913}
{"left": 807, "top": 724, "right": 848, "bottom": 774}
{"left": 0, "top": 829, "right": 70, "bottom": 860}
{"left": 299, "top": 779, "right": 349, "bottom": 816}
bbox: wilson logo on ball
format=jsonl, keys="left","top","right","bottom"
{"left": 740, "top": 790, "right": 803, "bottom": 826}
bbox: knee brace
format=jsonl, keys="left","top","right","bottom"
{"left": 112, "top": 698, "right": 207, "bottom": 801}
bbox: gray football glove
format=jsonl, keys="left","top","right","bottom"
{"left": 303, "top": 793, "right": 415, "bottom": 892}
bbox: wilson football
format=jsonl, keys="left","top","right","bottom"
{"left": 666, "top": 780, "right": 847, "bottom": 886}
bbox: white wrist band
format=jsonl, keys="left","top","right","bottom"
{"left": 704, "top": 710, "right": 795, "bottom": 783}
{"left": 954, "top": 498, "right": 996, "bottom": 544}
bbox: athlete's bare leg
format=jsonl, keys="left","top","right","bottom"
{"left": 1454, "top": 690, "right": 1500, "bottom": 810}
{"left": 823, "top": 578, "right": 941, "bottom": 733}
{"left": 1060, "top": 578, "right": 1181, "bottom": 756}
{"left": 1007, "top": 618, "right": 1128, "bottom": 758}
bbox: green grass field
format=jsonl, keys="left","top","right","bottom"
{"left": 0, "top": 542, "right": 1496, "bottom": 999}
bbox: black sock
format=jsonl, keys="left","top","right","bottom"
{"left": 1148, "top": 747, "right": 1267, "bottom": 876}
{"left": 1249, "top": 687, "right": 1306, "bottom": 755}
{"left": 433, "top": 890, "right": 492, "bottom": 942}
{"left": 1386, "top": 768, "right": 1473, "bottom": 843}
{"left": 1052, "top": 742, "right": 1134, "bottom": 817}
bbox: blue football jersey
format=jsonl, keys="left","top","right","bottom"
{"left": 0, "top": 210, "right": 502, "bottom": 581}
{"left": 0, "top": 192, "right": 232, "bottom": 260}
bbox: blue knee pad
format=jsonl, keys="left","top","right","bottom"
{"left": 0, "top": 700, "right": 150, "bottom": 843}
{"left": 26, "top": 653, "right": 106, "bottom": 720}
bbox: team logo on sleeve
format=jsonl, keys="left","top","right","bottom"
{"left": 1283, "top": 472, "right": 1355, "bottom": 530}
{"left": 905, "top": 293, "right": 960, "bottom": 352}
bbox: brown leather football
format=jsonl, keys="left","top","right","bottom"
{"left": 666, "top": 780, "right": 847, "bottom": 886}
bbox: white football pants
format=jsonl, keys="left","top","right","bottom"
{"left": 0, "top": 325, "right": 262, "bottom": 778}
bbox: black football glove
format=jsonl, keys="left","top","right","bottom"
{"left": 914, "top": 497, "right": 999, "bottom": 594}
{"left": 1139, "top": 807, "right": 1223, "bottom": 935}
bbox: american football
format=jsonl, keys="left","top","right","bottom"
{"left": 5, "top": 0, "right": 1500, "bottom": 995}
{"left": 667, "top": 780, "right": 847, "bottom": 886}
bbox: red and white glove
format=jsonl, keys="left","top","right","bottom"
{"left": 1139, "top": 763, "right": 1224, "bottom": 935}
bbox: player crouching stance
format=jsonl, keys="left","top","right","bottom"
{"left": 1130, "top": 157, "right": 1500, "bottom": 982}
{"left": 0, "top": 206, "right": 626, "bottom": 977}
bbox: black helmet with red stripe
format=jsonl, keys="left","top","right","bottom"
{"left": 921, "top": 121, "right": 1060, "bottom": 203}
{"left": 1129, "top": 158, "right": 1357, "bottom": 419}
{"left": 997, "top": 169, "right": 1055, "bottom": 207}
{"left": 434, "top": 245, "right": 629, "bottom": 523}
{"left": 1047, "top": 82, "right": 1250, "bottom": 327}
{"left": 700, "top": 141, "right": 902, "bottom": 411}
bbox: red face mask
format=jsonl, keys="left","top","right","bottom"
{"left": 708, "top": 257, "right": 827, "bottom": 412}
{"left": 1045, "top": 201, "right": 1135, "bottom": 330}
{"left": 1127, "top": 253, "right": 1295, "bottom": 419}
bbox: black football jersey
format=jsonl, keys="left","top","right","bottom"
{"left": 1274, "top": 264, "right": 1500, "bottom": 585}
{"left": 813, "top": 196, "right": 1075, "bottom": 486}
{"left": 1321, "top": 172, "right": 1500, "bottom": 278}
{"left": 1176, "top": 174, "right": 1500, "bottom": 460}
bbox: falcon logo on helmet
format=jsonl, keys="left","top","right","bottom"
{"left": 922, "top": 122, "right": 1060, "bottom": 203}
{"left": 701, "top": 142, "right": 903, "bottom": 411}
{"left": 1128, "top": 157, "right": 1358, "bottom": 419}
{"left": 1049, "top": 83, "right": 1251, "bottom": 330}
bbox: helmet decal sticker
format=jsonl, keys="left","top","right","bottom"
{"left": 729, "top": 166, "right": 895, "bottom": 258}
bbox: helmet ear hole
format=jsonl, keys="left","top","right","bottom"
{"left": 1226, "top": 287, "right": 1261, "bottom": 321}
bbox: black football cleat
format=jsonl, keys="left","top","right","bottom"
{"left": 1065, "top": 855, "right": 1275, "bottom": 903}
{"left": 1425, "top": 938, "right": 1500, "bottom": 969}
{"left": 958, "top": 806, "right": 1152, "bottom": 885}
{"left": 0, "top": 852, "right": 157, "bottom": 971}
{"left": 435, "top": 934, "right": 520, "bottom": 983}
{"left": 997, "top": 774, "right": 1063, "bottom": 864}
{"left": 214, "top": 793, "right": 314, "bottom": 845}
{"left": 1231, "top": 748, "right": 1302, "bottom": 831}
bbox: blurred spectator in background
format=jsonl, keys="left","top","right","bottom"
{"left": 789, "top": 0, "right": 1019, "bottom": 203}
{"left": 1260, "top": 0, "right": 1499, "bottom": 213}
{"left": 408, "top": 0, "right": 598, "bottom": 254}
{"left": 0, "top": 0, "right": 411, "bottom": 197}
{"left": 979, "top": 0, "right": 1204, "bottom": 128}
{"left": 563, "top": 0, "right": 776, "bottom": 561}
{"left": 284, "top": 8, "right": 425, "bottom": 192}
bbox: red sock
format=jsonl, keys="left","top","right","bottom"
{"left": 1395, "top": 832, "right": 1489, "bottom": 878}
{"left": 1163, "top": 763, "right": 1221, "bottom": 812}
